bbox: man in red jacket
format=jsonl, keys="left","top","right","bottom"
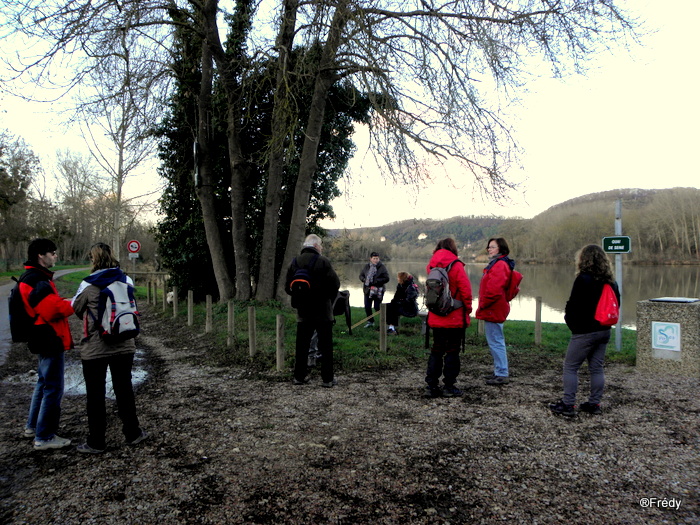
{"left": 19, "top": 238, "right": 75, "bottom": 450}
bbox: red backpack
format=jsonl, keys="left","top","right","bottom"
{"left": 594, "top": 283, "right": 619, "bottom": 326}
{"left": 505, "top": 269, "right": 523, "bottom": 302}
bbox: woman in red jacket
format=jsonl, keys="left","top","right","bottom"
{"left": 476, "top": 237, "right": 515, "bottom": 385}
{"left": 424, "top": 238, "right": 473, "bottom": 398}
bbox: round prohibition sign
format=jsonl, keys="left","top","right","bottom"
{"left": 127, "top": 240, "right": 141, "bottom": 253}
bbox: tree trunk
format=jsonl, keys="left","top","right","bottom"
{"left": 275, "top": 2, "right": 349, "bottom": 300}
{"left": 199, "top": 0, "right": 252, "bottom": 300}
{"left": 195, "top": 13, "right": 235, "bottom": 302}
{"left": 256, "top": 0, "right": 298, "bottom": 301}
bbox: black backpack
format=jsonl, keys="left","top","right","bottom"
{"left": 424, "top": 260, "right": 464, "bottom": 316}
{"left": 8, "top": 276, "right": 36, "bottom": 343}
{"left": 289, "top": 253, "right": 320, "bottom": 309}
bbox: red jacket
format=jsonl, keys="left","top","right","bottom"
{"left": 426, "top": 249, "right": 473, "bottom": 329}
{"left": 19, "top": 264, "right": 74, "bottom": 352}
{"left": 475, "top": 256, "right": 513, "bottom": 323}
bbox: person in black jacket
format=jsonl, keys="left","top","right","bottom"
{"left": 285, "top": 234, "right": 340, "bottom": 387}
{"left": 386, "top": 272, "right": 419, "bottom": 334}
{"left": 550, "top": 244, "right": 620, "bottom": 417}
{"left": 359, "top": 252, "right": 390, "bottom": 328}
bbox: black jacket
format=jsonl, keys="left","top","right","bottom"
{"left": 390, "top": 275, "right": 419, "bottom": 317}
{"left": 285, "top": 247, "right": 340, "bottom": 322}
{"left": 359, "top": 262, "right": 390, "bottom": 294}
{"left": 564, "top": 272, "right": 621, "bottom": 334}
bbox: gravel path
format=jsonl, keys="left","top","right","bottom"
{"left": 1, "top": 306, "right": 698, "bottom": 524}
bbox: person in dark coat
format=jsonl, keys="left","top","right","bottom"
{"left": 359, "top": 252, "right": 390, "bottom": 328}
{"left": 386, "top": 272, "right": 419, "bottom": 334}
{"left": 549, "top": 244, "right": 620, "bottom": 417}
{"left": 285, "top": 234, "right": 340, "bottom": 387}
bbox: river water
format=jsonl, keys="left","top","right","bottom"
{"left": 333, "top": 260, "right": 700, "bottom": 329}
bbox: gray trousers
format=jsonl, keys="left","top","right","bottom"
{"left": 562, "top": 330, "right": 611, "bottom": 406}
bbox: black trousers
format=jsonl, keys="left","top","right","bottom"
{"left": 425, "top": 327, "right": 462, "bottom": 388}
{"left": 82, "top": 353, "right": 142, "bottom": 449}
{"left": 295, "top": 320, "right": 334, "bottom": 383}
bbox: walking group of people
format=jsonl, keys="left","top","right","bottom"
{"left": 286, "top": 234, "right": 620, "bottom": 416}
{"left": 16, "top": 238, "right": 146, "bottom": 452}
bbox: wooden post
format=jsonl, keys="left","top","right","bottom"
{"left": 478, "top": 319, "right": 484, "bottom": 336}
{"left": 227, "top": 300, "right": 234, "bottom": 347}
{"left": 205, "top": 295, "right": 213, "bottom": 333}
{"left": 172, "top": 286, "right": 178, "bottom": 318}
{"left": 380, "top": 303, "right": 387, "bottom": 352}
{"left": 276, "top": 314, "right": 285, "bottom": 372}
{"left": 187, "top": 290, "right": 194, "bottom": 326}
{"left": 535, "top": 296, "right": 543, "bottom": 345}
{"left": 153, "top": 280, "right": 159, "bottom": 306}
{"left": 162, "top": 279, "right": 167, "bottom": 310}
{"left": 248, "top": 306, "right": 257, "bottom": 357}
{"left": 147, "top": 281, "right": 152, "bottom": 304}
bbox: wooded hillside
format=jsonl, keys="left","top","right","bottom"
{"left": 326, "top": 188, "right": 700, "bottom": 264}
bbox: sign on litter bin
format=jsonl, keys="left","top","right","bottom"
{"left": 602, "top": 236, "right": 631, "bottom": 253}
{"left": 652, "top": 322, "right": 681, "bottom": 352}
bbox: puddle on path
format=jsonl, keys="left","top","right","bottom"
{"left": 3, "top": 349, "right": 148, "bottom": 400}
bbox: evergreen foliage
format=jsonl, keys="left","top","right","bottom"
{"left": 154, "top": 18, "right": 373, "bottom": 299}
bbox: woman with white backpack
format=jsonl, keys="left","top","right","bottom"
{"left": 71, "top": 242, "right": 147, "bottom": 454}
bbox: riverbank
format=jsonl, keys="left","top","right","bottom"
{"left": 1, "top": 302, "right": 698, "bottom": 524}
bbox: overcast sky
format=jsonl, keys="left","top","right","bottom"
{"left": 321, "top": 0, "right": 700, "bottom": 228}
{"left": 2, "top": 1, "right": 698, "bottom": 229}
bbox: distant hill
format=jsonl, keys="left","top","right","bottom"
{"left": 326, "top": 188, "right": 700, "bottom": 264}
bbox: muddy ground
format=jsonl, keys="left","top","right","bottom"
{"left": 0, "top": 305, "right": 698, "bottom": 524}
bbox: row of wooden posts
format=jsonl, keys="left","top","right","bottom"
{"left": 145, "top": 280, "right": 547, "bottom": 372}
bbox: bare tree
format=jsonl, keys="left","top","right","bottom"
{"left": 1, "top": 0, "right": 641, "bottom": 300}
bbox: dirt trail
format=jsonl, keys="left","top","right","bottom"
{"left": 0, "top": 306, "right": 698, "bottom": 524}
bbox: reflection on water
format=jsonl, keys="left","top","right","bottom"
{"left": 4, "top": 349, "right": 148, "bottom": 399}
{"left": 334, "top": 260, "right": 700, "bottom": 329}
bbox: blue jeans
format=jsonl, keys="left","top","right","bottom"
{"left": 485, "top": 321, "right": 508, "bottom": 377}
{"left": 27, "top": 352, "right": 65, "bottom": 440}
{"left": 562, "top": 330, "right": 610, "bottom": 406}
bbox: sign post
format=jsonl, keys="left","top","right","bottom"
{"left": 127, "top": 240, "right": 141, "bottom": 273}
{"left": 602, "top": 202, "right": 630, "bottom": 351}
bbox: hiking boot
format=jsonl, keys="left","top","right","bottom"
{"left": 127, "top": 430, "right": 149, "bottom": 446}
{"left": 77, "top": 442, "right": 105, "bottom": 454}
{"left": 321, "top": 378, "right": 338, "bottom": 388}
{"left": 292, "top": 376, "right": 309, "bottom": 385}
{"left": 485, "top": 375, "right": 509, "bottom": 386}
{"left": 364, "top": 321, "right": 375, "bottom": 329}
{"left": 387, "top": 326, "right": 397, "bottom": 335}
{"left": 442, "top": 386, "right": 463, "bottom": 397}
{"left": 579, "top": 402, "right": 602, "bottom": 415}
{"left": 549, "top": 400, "right": 576, "bottom": 417}
{"left": 423, "top": 386, "right": 443, "bottom": 398}
{"left": 23, "top": 427, "right": 35, "bottom": 438}
{"left": 33, "top": 435, "right": 71, "bottom": 450}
